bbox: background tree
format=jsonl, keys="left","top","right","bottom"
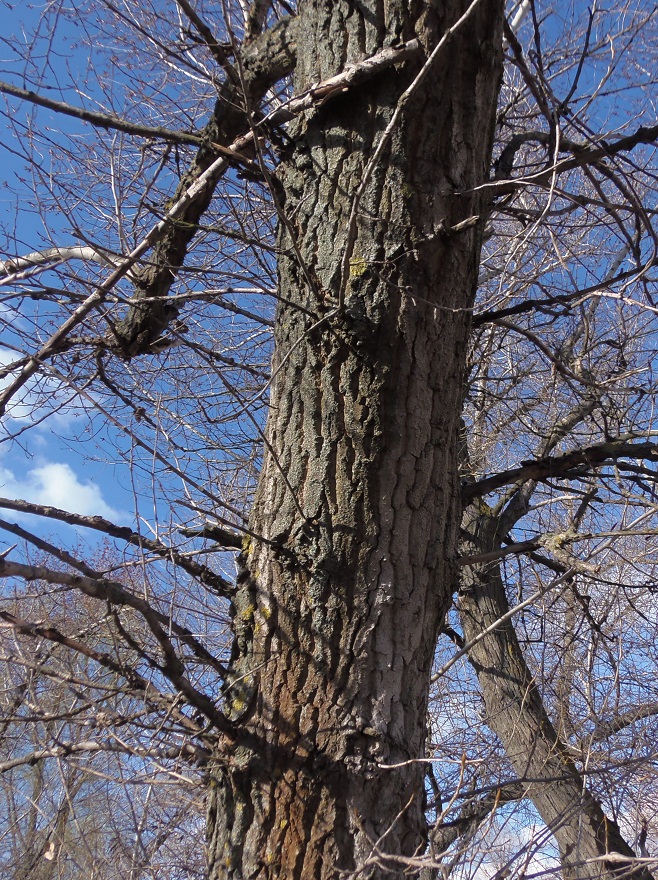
{"left": 0, "top": 1, "right": 657, "bottom": 878}
{"left": 0, "top": 550, "right": 207, "bottom": 879}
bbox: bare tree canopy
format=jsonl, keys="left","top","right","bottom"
{"left": 1, "top": 1, "right": 658, "bottom": 878}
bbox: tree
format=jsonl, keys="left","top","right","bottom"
{"left": 0, "top": 554, "right": 206, "bottom": 880}
{"left": 0, "top": 1, "right": 657, "bottom": 878}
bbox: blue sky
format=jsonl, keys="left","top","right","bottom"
{"left": 0, "top": 3, "right": 155, "bottom": 540}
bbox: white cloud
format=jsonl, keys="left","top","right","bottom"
{"left": 0, "top": 461, "right": 125, "bottom": 522}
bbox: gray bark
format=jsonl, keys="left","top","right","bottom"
{"left": 206, "top": 1, "right": 504, "bottom": 878}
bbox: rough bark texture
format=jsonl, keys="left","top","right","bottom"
{"left": 459, "top": 508, "right": 651, "bottom": 880}
{"left": 207, "top": 2, "right": 504, "bottom": 878}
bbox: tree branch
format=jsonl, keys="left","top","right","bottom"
{"left": 178, "top": 523, "right": 243, "bottom": 549}
{"left": 0, "top": 738, "right": 209, "bottom": 773}
{"left": 473, "top": 265, "right": 651, "bottom": 327}
{"left": 478, "top": 122, "right": 658, "bottom": 197}
{"left": 589, "top": 703, "right": 658, "bottom": 744}
{"left": 0, "top": 556, "right": 229, "bottom": 696}
{"left": 174, "top": 0, "right": 237, "bottom": 75}
{"left": 431, "top": 783, "right": 525, "bottom": 855}
{"left": 0, "top": 496, "right": 232, "bottom": 596}
{"left": 0, "top": 245, "right": 120, "bottom": 280}
{"left": 0, "top": 79, "right": 255, "bottom": 164}
{"left": 0, "top": 607, "right": 214, "bottom": 735}
{"left": 463, "top": 438, "right": 658, "bottom": 501}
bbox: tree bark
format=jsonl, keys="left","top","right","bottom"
{"left": 206, "top": 2, "right": 504, "bottom": 878}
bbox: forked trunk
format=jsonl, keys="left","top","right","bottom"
{"left": 207, "top": 2, "right": 504, "bottom": 877}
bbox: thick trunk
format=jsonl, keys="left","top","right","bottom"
{"left": 207, "top": 2, "right": 503, "bottom": 878}
{"left": 459, "top": 510, "right": 650, "bottom": 880}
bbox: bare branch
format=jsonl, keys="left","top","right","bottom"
{"left": 0, "top": 739, "right": 209, "bottom": 773}
{"left": 478, "top": 122, "right": 658, "bottom": 197}
{"left": 463, "top": 438, "right": 658, "bottom": 501}
{"left": 0, "top": 556, "right": 229, "bottom": 688}
{"left": 0, "top": 245, "right": 120, "bottom": 279}
{"left": 0, "top": 607, "right": 208, "bottom": 735}
{"left": 473, "top": 265, "right": 652, "bottom": 327}
{"left": 0, "top": 496, "right": 232, "bottom": 595}
{"left": 174, "top": 0, "right": 238, "bottom": 75}
{"left": 0, "top": 79, "right": 255, "bottom": 163}
{"left": 589, "top": 703, "right": 658, "bottom": 744}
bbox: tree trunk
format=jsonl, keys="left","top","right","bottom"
{"left": 206, "top": 2, "right": 504, "bottom": 877}
{"left": 459, "top": 508, "right": 651, "bottom": 880}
